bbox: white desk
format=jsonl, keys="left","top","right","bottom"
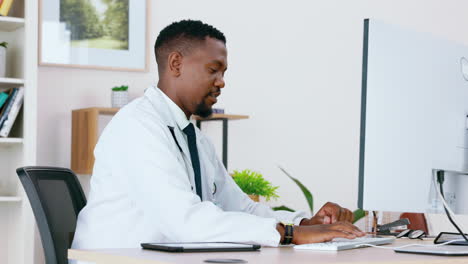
{"left": 68, "top": 239, "right": 468, "bottom": 264}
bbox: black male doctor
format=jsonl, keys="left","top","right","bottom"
{"left": 72, "top": 20, "right": 364, "bottom": 252}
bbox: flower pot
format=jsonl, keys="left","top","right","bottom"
{"left": 0, "top": 47, "right": 6, "bottom": 77}
{"left": 248, "top": 195, "right": 259, "bottom": 202}
{"left": 111, "top": 91, "right": 129, "bottom": 108}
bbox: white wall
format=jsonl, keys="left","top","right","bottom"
{"left": 36, "top": 1, "right": 468, "bottom": 262}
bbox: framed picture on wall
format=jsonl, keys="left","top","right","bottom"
{"left": 39, "top": 0, "right": 148, "bottom": 71}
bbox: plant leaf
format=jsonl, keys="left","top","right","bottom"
{"left": 232, "top": 169, "right": 279, "bottom": 201}
{"left": 278, "top": 166, "right": 314, "bottom": 214}
{"left": 272, "top": 205, "right": 295, "bottom": 212}
{"left": 353, "top": 208, "right": 366, "bottom": 224}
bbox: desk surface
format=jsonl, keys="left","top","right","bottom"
{"left": 68, "top": 239, "right": 468, "bottom": 264}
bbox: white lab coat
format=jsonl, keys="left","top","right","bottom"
{"left": 72, "top": 86, "right": 308, "bottom": 251}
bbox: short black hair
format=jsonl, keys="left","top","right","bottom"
{"left": 154, "top": 20, "right": 226, "bottom": 73}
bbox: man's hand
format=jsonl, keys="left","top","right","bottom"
{"left": 292, "top": 222, "right": 366, "bottom": 244}
{"left": 301, "top": 202, "right": 354, "bottom": 225}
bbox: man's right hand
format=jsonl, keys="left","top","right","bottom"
{"left": 278, "top": 221, "right": 366, "bottom": 244}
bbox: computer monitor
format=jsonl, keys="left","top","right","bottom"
{"left": 358, "top": 19, "right": 468, "bottom": 215}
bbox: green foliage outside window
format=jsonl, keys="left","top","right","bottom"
{"left": 232, "top": 169, "right": 279, "bottom": 201}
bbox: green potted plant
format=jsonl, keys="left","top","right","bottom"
{"left": 111, "top": 85, "right": 129, "bottom": 108}
{"left": 0, "top": 42, "right": 7, "bottom": 78}
{"left": 232, "top": 169, "right": 279, "bottom": 202}
{"left": 275, "top": 166, "right": 366, "bottom": 224}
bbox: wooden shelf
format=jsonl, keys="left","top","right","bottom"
{"left": 0, "top": 196, "right": 22, "bottom": 202}
{"left": 71, "top": 107, "right": 249, "bottom": 174}
{"left": 0, "top": 77, "right": 24, "bottom": 88}
{"left": 0, "top": 137, "right": 23, "bottom": 144}
{"left": 0, "top": 16, "right": 25, "bottom": 31}
{"left": 194, "top": 114, "right": 249, "bottom": 169}
{"left": 76, "top": 107, "right": 120, "bottom": 115}
{"left": 194, "top": 114, "right": 249, "bottom": 121}
{"left": 76, "top": 108, "right": 250, "bottom": 120}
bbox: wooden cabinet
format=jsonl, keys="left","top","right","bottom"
{"left": 71, "top": 107, "right": 119, "bottom": 174}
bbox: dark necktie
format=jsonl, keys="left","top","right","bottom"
{"left": 183, "top": 123, "right": 203, "bottom": 200}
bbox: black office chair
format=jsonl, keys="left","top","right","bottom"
{"left": 17, "top": 166, "right": 87, "bottom": 264}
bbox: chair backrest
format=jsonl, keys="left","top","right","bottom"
{"left": 17, "top": 166, "right": 87, "bottom": 264}
{"left": 400, "top": 212, "right": 429, "bottom": 234}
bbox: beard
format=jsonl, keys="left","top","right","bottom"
{"left": 194, "top": 98, "right": 213, "bottom": 118}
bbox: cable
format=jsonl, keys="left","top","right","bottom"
{"left": 438, "top": 179, "right": 468, "bottom": 242}
{"left": 358, "top": 171, "right": 468, "bottom": 251}
{"left": 434, "top": 170, "right": 468, "bottom": 242}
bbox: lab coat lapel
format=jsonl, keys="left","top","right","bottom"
{"left": 145, "top": 86, "right": 195, "bottom": 181}
{"left": 171, "top": 125, "right": 192, "bottom": 167}
{"left": 196, "top": 130, "right": 215, "bottom": 199}
{"left": 145, "top": 87, "right": 190, "bottom": 159}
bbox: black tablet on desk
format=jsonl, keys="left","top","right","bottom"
{"left": 141, "top": 242, "right": 261, "bottom": 253}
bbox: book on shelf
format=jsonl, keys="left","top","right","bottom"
{"left": 0, "top": 0, "right": 13, "bottom": 17}
{"left": 0, "top": 87, "right": 16, "bottom": 125}
{"left": 0, "top": 92, "right": 7, "bottom": 109}
{"left": 0, "top": 87, "right": 17, "bottom": 129}
{"left": 0, "top": 86, "right": 22, "bottom": 137}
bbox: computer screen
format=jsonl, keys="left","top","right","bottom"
{"left": 358, "top": 19, "right": 468, "bottom": 214}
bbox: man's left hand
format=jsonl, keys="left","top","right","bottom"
{"left": 300, "top": 202, "right": 354, "bottom": 226}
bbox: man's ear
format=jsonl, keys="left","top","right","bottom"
{"left": 168, "top": 51, "right": 183, "bottom": 77}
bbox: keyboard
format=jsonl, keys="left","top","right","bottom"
{"left": 294, "top": 236, "right": 395, "bottom": 251}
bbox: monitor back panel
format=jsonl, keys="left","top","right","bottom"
{"left": 359, "top": 19, "right": 468, "bottom": 213}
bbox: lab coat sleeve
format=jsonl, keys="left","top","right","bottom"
{"left": 207, "top": 141, "right": 310, "bottom": 225}
{"left": 104, "top": 110, "right": 281, "bottom": 246}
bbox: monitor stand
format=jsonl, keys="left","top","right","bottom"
{"left": 395, "top": 245, "right": 468, "bottom": 256}
{"left": 434, "top": 232, "right": 468, "bottom": 245}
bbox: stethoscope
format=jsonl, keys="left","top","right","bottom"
{"left": 167, "top": 126, "right": 217, "bottom": 195}
{"left": 168, "top": 126, "right": 183, "bottom": 152}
